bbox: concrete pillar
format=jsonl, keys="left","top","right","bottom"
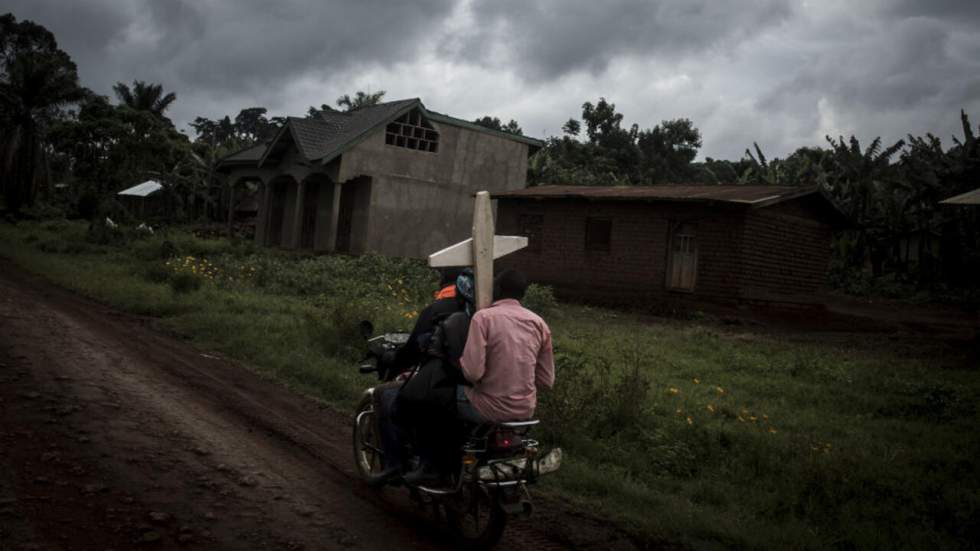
{"left": 255, "top": 180, "right": 270, "bottom": 246}
{"left": 323, "top": 181, "right": 342, "bottom": 252}
{"left": 289, "top": 180, "right": 306, "bottom": 250}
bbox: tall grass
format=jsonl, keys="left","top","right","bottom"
{"left": 1, "top": 219, "right": 977, "bottom": 550}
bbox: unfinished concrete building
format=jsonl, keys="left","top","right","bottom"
{"left": 217, "top": 98, "right": 541, "bottom": 257}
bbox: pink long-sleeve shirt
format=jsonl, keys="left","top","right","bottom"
{"left": 459, "top": 299, "right": 555, "bottom": 422}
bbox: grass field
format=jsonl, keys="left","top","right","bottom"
{"left": 1, "top": 219, "right": 977, "bottom": 550}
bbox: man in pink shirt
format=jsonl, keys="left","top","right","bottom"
{"left": 403, "top": 269, "right": 555, "bottom": 484}
{"left": 457, "top": 269, "right": 555, "bottom": 424}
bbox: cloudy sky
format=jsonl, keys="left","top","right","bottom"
{"left": 6, "top": 0, "right": 980, "bottom": 159}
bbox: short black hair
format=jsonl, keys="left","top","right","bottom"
{"left": 494, "top": 269, "right": 528, "bottom": 301}
{"left": 438, "top": 267, "right": 463, "bottom": 287}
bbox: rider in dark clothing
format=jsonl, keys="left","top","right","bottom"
{"left": 399, "top": 273, "right": 477, "bottom": 484}
{"left": 391, "top": 268, "right": 463, "bottom": 376}
{"left": 376, "top": 268, "right": 467, "bottom": 479}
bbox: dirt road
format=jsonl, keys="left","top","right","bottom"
{"left": 0, "top": 262, "right": 644, "bottom": 551}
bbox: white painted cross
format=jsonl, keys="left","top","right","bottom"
{"left": 428, "top": 191, "right": 528, "bottom": 310}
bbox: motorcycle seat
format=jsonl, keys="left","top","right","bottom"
{"left": 497, "top": 419, "right": 539, "bottom": 428}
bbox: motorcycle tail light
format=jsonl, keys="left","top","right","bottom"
{"left": 462, "top": 453, "right": 477, "bottom": 466}
{"left": 491, "top": 430, "right": 522, "bottom": 450}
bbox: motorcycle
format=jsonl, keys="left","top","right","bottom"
{"left": 351, "top": 321, "right": 562, "bottom": 549}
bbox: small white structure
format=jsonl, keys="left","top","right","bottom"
{"left": 117, "top": 180, "right": 164, "bottom": 218}
{"left": 117, "top": 180, "right": 163, "bottom": 197}
{"left": 940, "top": 187, "right": 980, "bottom": 206}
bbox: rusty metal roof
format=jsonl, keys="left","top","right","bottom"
{"left": 939, "top": 187, "right": 980, "bottom": 205}
{"left": 493, "top": 184, "right": 818, "bottom": 206}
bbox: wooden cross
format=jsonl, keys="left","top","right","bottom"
{"left": 428, "top": 191, "right": 528, "bottom": 310}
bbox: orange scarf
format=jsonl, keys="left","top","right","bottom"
{"left": 433, "top": 285, "right": 456, "bottom": 300}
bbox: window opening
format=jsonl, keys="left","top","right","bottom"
{"left": 385, "top": 108, "right": 439, "bottom": 153}
{"left": 585, "top": 218, "right": 611, "bottom": 252}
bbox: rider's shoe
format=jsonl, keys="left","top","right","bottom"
{"left": 402, "top": 464, "right": 443, "bottom": 486}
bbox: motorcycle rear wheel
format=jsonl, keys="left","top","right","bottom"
{"left": 445, "top": 483, "right": 507, "bottom": 550}
{"left": 352, "top": 395, "right": 389, "bottom": 487}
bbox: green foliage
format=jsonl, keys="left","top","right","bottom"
{"left": 112, "top": 80, "right": 177, "bottom": 119}
{"left": 473, "top": 116, "right": 523, "bottom": 136}
{"left": 335, "top": 90, "right": 386, "bottom": 112}
{"left": 528, "top": 97, "right": 703, "bottom": 186}
{"left": 522, "top": 283, "right": 557, "bottom": 314}
{"left": 0, "top": 13, "right": 86, "bottom": 212}
{"left": 169, "top": 271, "right": 203, "bottom": 294}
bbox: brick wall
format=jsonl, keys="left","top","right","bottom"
{"left": 497, "top": 199, "right": 746, "bottom": 307}
{"left": 737, "top": 198, "right": 833, "bottom": 299}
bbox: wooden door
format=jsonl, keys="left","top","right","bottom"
{"left": 669, "top": 223, "right": 698, "bottom": 291}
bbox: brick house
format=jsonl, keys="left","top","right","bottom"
{"left": 493, "top": 185, "right": 849, "bottom": 309}
{"left": 217, "top": 98, "right": 541, "bottom": 258}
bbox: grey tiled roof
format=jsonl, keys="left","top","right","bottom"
{"left": 303, "top": 98, "right": 419, "bottom": 162}
{"left": 219, "top": 142, "right": 268, "bottom": 164}
{"left": 220, "top": 97, "right": 541, "bottom": 168}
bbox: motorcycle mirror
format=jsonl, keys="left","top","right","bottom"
{"left": 358, "top": 320, "right": 374, "bottom": 339}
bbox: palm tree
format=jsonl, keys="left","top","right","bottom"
{"left": 113, "top": 80, "right": 177, "bottom": 117}
{"left": 335, "top": 90, "right": 386, "bottom": 111}
{"left": 824, "top": 135, "right": 905, "bottom": 275}
{"left": 0, "top": 14, "right": 86, "bottom": 211}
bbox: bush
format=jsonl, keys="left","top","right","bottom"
{"left": 86, "top": 218, "right": 126, "bottom": 245}
{"left": 170, "top": 271, "right": 203, "bottom": 294}
{"left": 144, "top": 263, "right": 172, "bottom": 284}
{"left": 21, "top": 202, "right": 67, "bottom": 220}
{"left": 305, "top": 300, "right": 379, "bottom": 361}
{"left": 524, "top": 283, "right": 558, "bottom": 314}
{"left": 35, "top": 238, "right": 92, "bottom": 254}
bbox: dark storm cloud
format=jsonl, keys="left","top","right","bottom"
{"left": 4, "top": 0, "right": 451, "bottom": 100}
{"left": 3, "top": 0, "right": 980, "bottom": 159}
{"left": 456, "top": 0, "right": 795, "bottom": 78}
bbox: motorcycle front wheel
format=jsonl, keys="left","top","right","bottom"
{"left": 352, "top": 394, "right": 389, "bottom": 487}
{"left": 445, "top": 483, "right": 507, "bottom": 550}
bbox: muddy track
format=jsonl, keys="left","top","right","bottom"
{"left": 0, "top": 260, "right": 649, "bottom": 551}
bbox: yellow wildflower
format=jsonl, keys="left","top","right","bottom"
{"left": 768, "top": 427, "right": 777, "bottom": 434}
{"left": 692, "top": 377, "right": 700, "bottom": 384}
{"left": 706, "top": 404, "right": 715, "bottom": 413}
{"left": 715, "top": 386, "right": 725, "bottom": 395}
{"left": 667, "top": 387, "right": 680, "bottom": 396}
{"left": 749, "top": 415, "right": 758, "bottom": 422}
{"left": 686, "top": 416, "right": 693, "bottom": 425}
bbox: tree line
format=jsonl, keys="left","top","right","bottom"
{"left": 1, "top": 13, "right": 976, "bottom": 298}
